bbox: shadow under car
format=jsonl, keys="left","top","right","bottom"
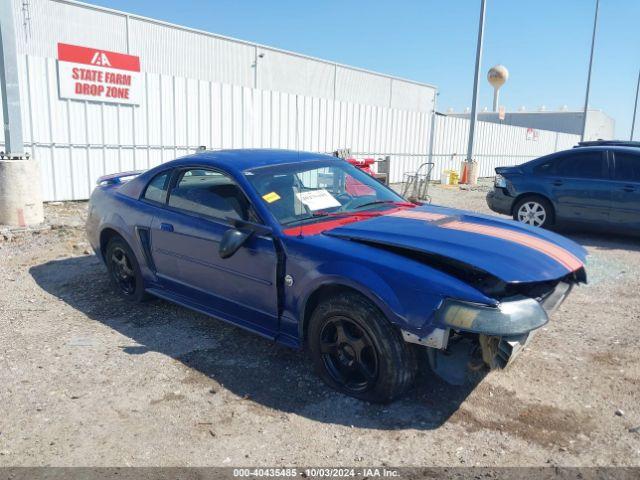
{"left": 30, "top": 255, "right": 485, "bottom": 430}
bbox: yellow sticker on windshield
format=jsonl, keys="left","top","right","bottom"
{"left": 262, "top": 191, "right": 281, "bottom": 203}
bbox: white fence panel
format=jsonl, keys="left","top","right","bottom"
{"left": 4, "top": 54, "right": 432, "bottom": 201}
{"left": 1, "top": 55, "right": 579, "bottom": 201}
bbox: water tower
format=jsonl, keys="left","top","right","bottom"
{"left": 487, "top": 65, "right": 509, "bottom": 112}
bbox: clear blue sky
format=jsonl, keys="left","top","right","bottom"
{"left": 91, "top": 0, "right": 640, "bottom": 138}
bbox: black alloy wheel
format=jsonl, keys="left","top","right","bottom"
{"left": 110, "top": 245, "right": 136, "bottom": 295}
{"left": 319, "top": 316, "right": 379, "bottom": 393}
{"left": 308, "top": 292, "right": 417, "bottom": 403}
{"left": 105, "top": 237, "right": 148, "bottom": 302}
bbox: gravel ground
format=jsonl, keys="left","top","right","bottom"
{"left": 1, "top": 183, "right": 639, "bottom": 467}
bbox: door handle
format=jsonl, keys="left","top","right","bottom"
{"left": 622, "top": 185, "right": 635, "bottom": 193}
{"left": 552, "top": 180, "right": 563, "bottom": 186}
{"left": 160, "top": 223, "right": 174, "bottom": 232}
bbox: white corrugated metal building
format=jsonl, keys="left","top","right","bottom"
{"left": 0, "top": 0, "right": 581, "bottom": 201}
{"left": 0, "top": 0, "right": 437, "bottom": 201}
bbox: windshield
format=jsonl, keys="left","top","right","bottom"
{"left": 245, "top": 161, "right": 405, "bottom": 226}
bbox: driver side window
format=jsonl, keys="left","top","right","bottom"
{"left": 167, "top": 168, "right": 256, "bottom": 222}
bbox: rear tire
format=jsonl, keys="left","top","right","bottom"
{"left": 105, "top": 236, "right": 149, "bottom": 302}
{"left": 307, "top": 292, "right": 417, "bottom": 403}
{"left": 513, "top": 195, "right": 554, "bottom": 228}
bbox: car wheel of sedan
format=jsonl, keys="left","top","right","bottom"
{"left": 513, "top": 196, "right": 553, "bottom": 228}
{"left": 105, "top": 236, "right": 149, "bottom": 302}
{"left": 308, "top": 292, "right": 417, "bottom": 403}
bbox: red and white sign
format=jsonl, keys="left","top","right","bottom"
{"left": 57, "top": 43, "right": 141, "bottom": 105}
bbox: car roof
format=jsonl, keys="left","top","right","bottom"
{"left": 569, "top": 145, "right": 640, "bottom": 153}
{"left": 118, "top": 149, "right": 343, "bottom": 200}
{"left": 164, "top": 149, "right": 340, "bottom": 172}
{"left": 575, "top": 140, "right": 640, "bottom": 148}
{"left": 518, "top": 144, "right": 640, "bottom": 170}
{"left": 605, "top": 145, "right": 640, "bottom": 153}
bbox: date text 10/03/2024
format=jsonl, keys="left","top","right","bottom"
{"left": 232, "top": 468, "right": 400, "bottom": 478}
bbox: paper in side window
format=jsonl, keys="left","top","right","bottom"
{"left": 296, "top": 189, "right": 341, "bottom": 211}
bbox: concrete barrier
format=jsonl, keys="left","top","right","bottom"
{"left": 0, "top": 159, "right": 44, "bottom": 226}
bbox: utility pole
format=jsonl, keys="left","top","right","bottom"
{"left": 581, "top": 0, "right": 599, "bottom": 142}
{"left": 0, "top": 0, "right": 24, "bottom": 156}
{"left": 465, "top": 0, "right": 487, "bottom": 185}
{"left": 631, "top": 69, "right": 640, "bottom": 141}
{"left": 0, "top": 0, "right": 43, "bottom": 226}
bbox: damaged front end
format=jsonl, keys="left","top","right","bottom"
{"left": 324, "top": 208, "right": 587, "bottom": 385}
{"left": 403, "top": 277, "right": 579, "bottom": 385}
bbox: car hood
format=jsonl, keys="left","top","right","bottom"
{"left": 495, "top": 165, "right": 524, "bottom": 175}
{"left": 324, "top": 205, "right": 587, "bottom": 283}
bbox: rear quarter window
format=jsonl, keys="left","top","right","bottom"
{"left": 533, "top": 161, "right": 555, "bottom": 175}
{"left": 142, "top": 171, "right": 171, "bottom": 204}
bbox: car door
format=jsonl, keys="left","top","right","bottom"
{"left": 610, "top": 149, "right": 640, "bottom": 230}
{"left": 149, "top": 167, "right": 279, "bottom": 337}
{"left": 547, "top": 150, "right": 611, "bottom": 224}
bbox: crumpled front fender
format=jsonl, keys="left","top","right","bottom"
{"left": 296, "top": 261, "right": 405, "bottom": 331}
{"left": 293, "top": 260, "right": 450, "bottom": 342}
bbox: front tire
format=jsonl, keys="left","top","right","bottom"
{"left": 308, "top": 292, "right": 417, "bottom": 403}
{"left": 105, "top": 236, "right": 149, "bottom": 302}
{"left": 513, "top": 196, "right": 553, "bottom": 228}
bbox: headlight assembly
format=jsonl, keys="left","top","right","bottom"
{"left": 436, "top": 297, "right": 548, "bottom": 336}
{"left": 494, "top": 174, "right": 507, "bottom": 188}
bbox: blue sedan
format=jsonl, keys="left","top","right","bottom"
{"left": 87, "top": 149, "right": 587, "bottom": 402}
{"left": 487, "top": 144, "right": 640, "bottom": 232}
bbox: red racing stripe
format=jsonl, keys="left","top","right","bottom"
{"left": 440, "top": 220, "right": 583, "bottom": 272}
{"left": 282, "top": 206, "right": 412, "bottom": 236}
{"left": 283, "top": 206, "right": 584, "bottom": 274}
{"left": 283, "top": 215, "right": 368, "bottom": 236}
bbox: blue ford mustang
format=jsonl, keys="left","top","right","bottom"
{"left": 86, "top": 149, "right": 587, "bottom": 403}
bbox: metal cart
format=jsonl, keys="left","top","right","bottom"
{"left": 401, "top": 162, "right": 435, "bottom": 202}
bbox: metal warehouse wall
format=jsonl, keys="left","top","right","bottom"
{"left": 0, "top": 54, "right": 434, "bottom": 200}
{"left": 12, "top": 0, "right": 436, "bottom": 111}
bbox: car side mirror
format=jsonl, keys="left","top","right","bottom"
{"left": 219, "top": 228, "right": 252, "bottom": 259}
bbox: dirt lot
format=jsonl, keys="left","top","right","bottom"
{"left": 1, "top": 183, "right": 639, "bottom": 467}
